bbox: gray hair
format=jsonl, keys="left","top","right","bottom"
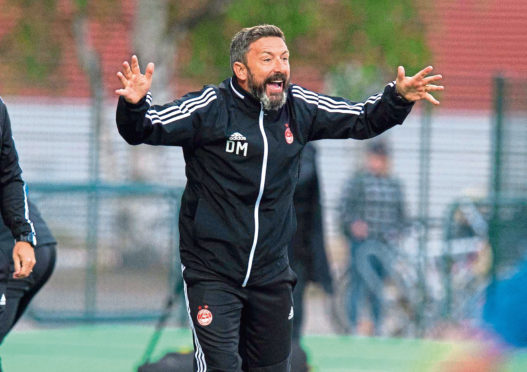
{"left": 229, "top": 25, "right": 285, "bottom": 72}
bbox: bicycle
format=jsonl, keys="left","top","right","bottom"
{"left": 330, "top": 221, "right": 444, "bottom": 337}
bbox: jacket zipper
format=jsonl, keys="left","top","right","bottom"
{"left": 242, "top": 105, "right": 268, "bottom": 287}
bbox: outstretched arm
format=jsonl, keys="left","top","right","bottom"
{"left": 115, "top": 56, "right": 219, "bottom": 147}
{"left": 294, "top": 65, "right": 443, "bottom": 142}
{"left": 115, "top": 55, "right": 154, "bottom": 104}
{"left": 395, "top": 66, "right": 444, "bottom": 105}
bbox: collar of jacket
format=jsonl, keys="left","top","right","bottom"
{"left": 226, "top": 76, "right": 286, "bottom": 120}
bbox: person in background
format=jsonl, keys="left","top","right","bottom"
{"left": 0, "top": 199, "right": 57, "bottom": 344}
{"left": 339, "top": 140, "right": 407, "bottom": 335}
{"left": 288, "top": 142, "right": 333, "bottom": 342}
{"left": 0, "top": 97, "right": 37, "bottom": 371}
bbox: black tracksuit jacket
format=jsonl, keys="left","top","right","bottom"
{"left": 116, "top": 76, "right": 413, "bottom": 287}
{"left": 0, "top": 98, "right": 34, "bottom": 240}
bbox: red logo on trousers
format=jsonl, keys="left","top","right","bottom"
{"left": 197, "top": 305, "right": 213, "bottom": 326}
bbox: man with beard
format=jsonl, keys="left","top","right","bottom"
{"left": 115, "top": 24, "right": 443, "bottom": 372}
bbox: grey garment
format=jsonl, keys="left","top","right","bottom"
{"left": 0, "top": 199, "right": 56, "bottom": 247}
{"left": 339, "top": 170, "right": 406, "bottom": 243}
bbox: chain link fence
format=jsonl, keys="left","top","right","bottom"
{"left": 27, "top": 183, "right": 184, "bottom": 322}
{"left": 440, "top": 76, "right": 527, "bottom": 329}
{"left": 3, "top": 73, "right": 524, "bottom": 333}
{"left": 489, "top": 76, "right": 527, "bottom": 280}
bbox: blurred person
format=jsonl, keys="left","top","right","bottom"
{"left": 339, "top": 140, "right": 407, "bottom": 336}
{"left": 0, "top": 97, "right": 37, "bottom": 371}
{"left": 115, "top": 24, "right": 442, "bottom": 371}
{"left": 288, "top": 142, "right": 333, "bottom": 342}
{"left": 432, "top": 258, "right": 527, "bottom": 372}
{"left": 482, "top": 257, "right": 527, "bottom": 348}
{"left": 0, "top": 199, "right": 57, "bottom": 344}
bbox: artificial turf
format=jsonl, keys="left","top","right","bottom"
{"left": 2, "top": 325, "right": 526, "bottom": 371}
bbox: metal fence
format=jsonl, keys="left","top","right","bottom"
{"left": 488, "top": 76, "right": 527, "bottom": 282}
{"left": 3, "top": 74, "right": 525, "bottom": 334}
{"left": 26, "top": 183, "right": 184, "bottom": 323}
{"left": 439, "top": 77, "right": 527, "bottom": 327}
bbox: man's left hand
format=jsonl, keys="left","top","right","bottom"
{"left": 396, "top": 66, "right": 444, "bottom": 105}
{"left": 13, "top": 241, "right": 36, "bottom": 279}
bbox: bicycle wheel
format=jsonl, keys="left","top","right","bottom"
{"left": 355, "top": 240, "right": 420, "bottom": 337}
{"left": 329, "top": 267, "right": 354, "bottom": 334}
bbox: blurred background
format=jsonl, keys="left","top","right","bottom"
{"left": 1, "top": 0, "right": 527, "bottom": 371}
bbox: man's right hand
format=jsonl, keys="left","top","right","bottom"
{"left": 115, "top": 55, "right": 154, "bottom": 104}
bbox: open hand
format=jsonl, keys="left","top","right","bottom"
{"left": 396, "top": 66, "right": 444, "bottom": 105}
{"left": 115, "top": 55, "right": 154, "bottom": 104}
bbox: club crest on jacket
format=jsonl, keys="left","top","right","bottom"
{"left": 284, "top": 124, "right": 294, "bottom": 144}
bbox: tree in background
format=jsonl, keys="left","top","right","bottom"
{"left": 129, "top": 0, "right": 233, "bottom": 181}
{"left": 320, "top": 0, "right": 429, "bottom": 98}
{"left": 0, "top": 0, "right": 65, "bottom": 93}
{"left": 0, "top": 0, "right": 125, "bottom": 180}
{"left": 182, "top": 0, "right": 430, "bottom": 98}
{"left": 0, "top": 0, "right": 429, "bottom": 180}
{"left": 0, "top": 0, "right": 234, "bottom": 181}
{"left": 0, "top": 0, "right": 429, "bottom": 98}
{"left": 133, "top": 0, "right": 233, "bottom": 103}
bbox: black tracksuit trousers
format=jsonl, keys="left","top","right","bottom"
{"left": 183, "top": 265, "right": 297, "bottom": 372}
{"left": 0, "top": 243, "right": 56, "bottom": 371}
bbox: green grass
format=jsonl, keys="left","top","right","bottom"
{"left": 1, "top": 325, "right": 526, "bottom": 371}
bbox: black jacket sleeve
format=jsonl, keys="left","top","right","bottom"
{"left": 116, "top": 87, "right": 219, "bottom": 148}
{"left": 0, "top": 99, "right": 34, "bottom": 238}
{"left": 291, "top": 82, "right": 414, "bottom": 142}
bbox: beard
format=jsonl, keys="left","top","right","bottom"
{"left": 247, "top": 69, "right": 289, "bottom": 111}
